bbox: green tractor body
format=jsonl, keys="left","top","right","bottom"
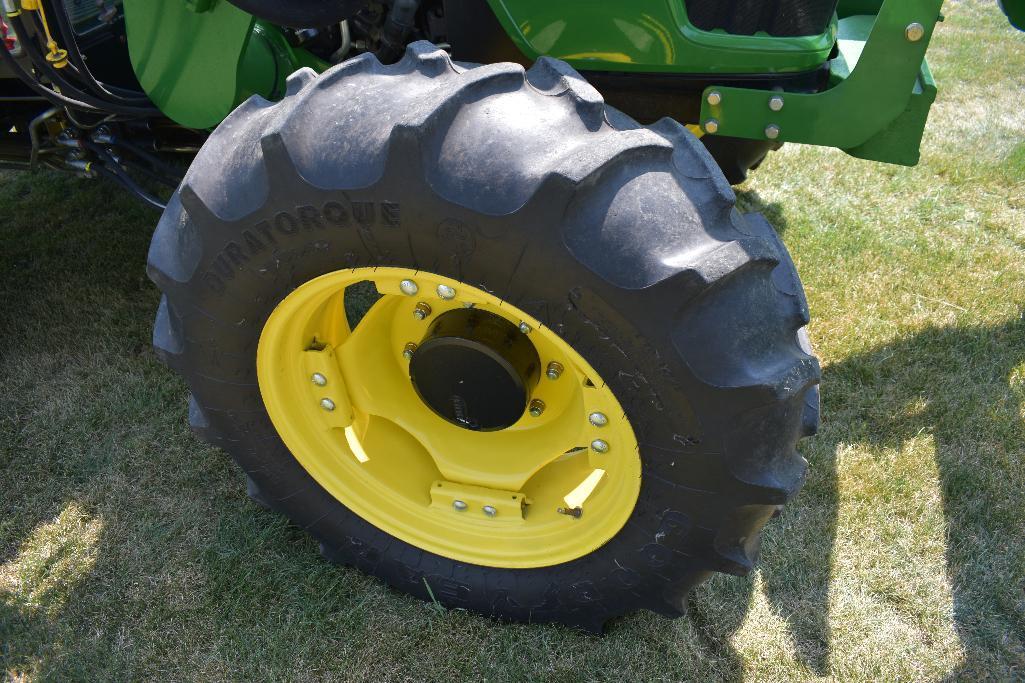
{"left": 1, "top": 0, "right": 1022, "bottom": 632}
{"left": 124, "top": 0, "right": 953, "bottom": 166}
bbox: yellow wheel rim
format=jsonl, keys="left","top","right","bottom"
{"left": 256, "top": 267, "right": 641, "bottom": 568}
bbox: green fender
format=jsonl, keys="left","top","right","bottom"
{"left": 123, "top": 0, "right": 323, "bottom": 129}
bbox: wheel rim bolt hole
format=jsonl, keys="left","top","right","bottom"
{"left": 413, "top": 302, "right": 432, "bottom": 321}
{"left": 311, "top": 372, "right": 328, "bottom": 386}
{"left": 528, "top": 399, "right": 545, "bottom": 418}
{"left": 545, "top": 361, "right": 563, "bottom": 380}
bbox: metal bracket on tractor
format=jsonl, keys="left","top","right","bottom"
{"left": 699, "top": 0, "right": 943, "bottom": 166}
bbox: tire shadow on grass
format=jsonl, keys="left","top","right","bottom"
{"left": 697, "top": 314, "right": 1024, "bottom": 680}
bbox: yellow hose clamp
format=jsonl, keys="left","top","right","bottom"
{"left": 45, "top": 43, "right": 67, "bottom": 68}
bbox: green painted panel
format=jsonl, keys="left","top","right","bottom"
{"left": 124, "top": 1, "right": 324, "bottom": 129}
{"left": 124, "top": 0, "right": 257, "bottom": 129}
{"left": 484, "top": 0, "right": 837, "bottom": 73}
{"left": 698, "top": 0, "right": 943, "bottom": 165}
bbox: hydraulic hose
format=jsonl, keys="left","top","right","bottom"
{"left": 9, "top": 13, "right": 159, "bottom": 116}
{"left": 0, "top": 34, "right": 103, "bottom": 112}
{"left": 48, "top": 0, "right": 153, "bottom": 105}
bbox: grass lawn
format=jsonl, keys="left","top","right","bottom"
{"left": 2, "top": 1, "right": 1024, "bottom": 680}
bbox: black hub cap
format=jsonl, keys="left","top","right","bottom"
{"left": 409, "top": 308, "right": 540, "bottom": 431}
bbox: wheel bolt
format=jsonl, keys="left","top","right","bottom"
{"left": 436, "top": 284, "right": 456, "bottom": 300}
{"left": 518, "top": 321, "right": 532, "bottom": 334}
{"left": 545, "top": 361, "right": 564, "bottom": 381}
{"left": 402, "top": 342, "right": 417, "bottom": 360}
{"left": 413, "top": 301, "right": 432, "bottom": 320}
{"left": 591, "top": 439, "right": 609, "bottom": 454}
{"left": 452, "top": 500, "right": 468, "bottom": 511}
{"left": 320, "top": 398, "right": 336, "bottom": 412}
{"left": 311, "top": 372, "right": 327, "bottom": 386}
{"left": 482, "top": 505, "right": 497, "bottom": 517}
{"left": 399, "top": 279, "right": 419, "bottom": 296}
{"left": 528, "top": 399, "right": 546, "bottom": 417}
{"left": 588, "top": 412, "right": 608, "bottom": 427}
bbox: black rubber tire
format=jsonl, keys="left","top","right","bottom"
{"left": 148, "top": 43, "right": 820, "bottom": 632}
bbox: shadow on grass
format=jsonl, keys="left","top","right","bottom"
{"left": 736, "top": 188, "right": 789, "bottom": 235}
{"left": 706, "top": 311, "right": 1025, "bottom": 679}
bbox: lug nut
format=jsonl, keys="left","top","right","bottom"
{"left": 765, "top": 124, "right": 781, "bottom": 140}
{"left": 768, "top": 95, "right": 785, "bottom": 112}
{"left": 546, "top": 361, "right": 564, "bottom": 381}
{"left": 320, "top": 398, "right": 336, "bottom": 412}
{"left": 436, "top": 284, "right": 456, "bottom": 300}
{"left": 588, "top": 412, "right": 608, "bottom": 427}
{"left": 518, "top": 321, "right": 532, "bottom": 334}
{"left": 399, "top": 279, "right": 419, "bottom": 296}
{"left": 413, "top": 301, "right": 432, "bottom": 320}
{"left": 311, "top": 372, "right": 327, "bottom": 386}
{"left": 706, "top": 90, "right": 722, "bottom": 106}
{"left": 905, "top": 22, "right": 925, "bottom": 42}
{"left": 528, "top": 399, "right": 546, "bottom": 418}
{"left": 452, "top": 500, "right": 468, "bottom": 511}
{"left": 402, "top": 342, "right": 417, "bottom": 360}
{"left": 482, "top": 505, "right": 498, "bottom": 517}
{"left": 703, "top": 118, "right": 719, "bottom": 134}
{"left": 590, "top": 439, "right": 609, "bottom": 454}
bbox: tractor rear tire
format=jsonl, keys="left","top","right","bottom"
{"left": 148, "top": 43, "right": 820, "bottom": 632}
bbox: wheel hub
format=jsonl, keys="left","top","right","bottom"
{"left": 409, "top": 308, "right": 540, "bottom": 432}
